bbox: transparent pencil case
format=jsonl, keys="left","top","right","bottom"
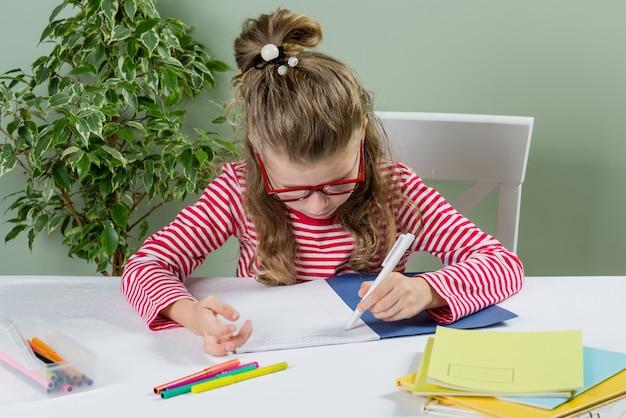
{"left": 0, "top": 314, "right": 96, "bottom": 398}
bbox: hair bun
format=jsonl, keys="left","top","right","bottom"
{"left": 234, "top": 9, "right": 322, "bottom": 73}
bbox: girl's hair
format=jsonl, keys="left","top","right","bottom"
{"left": 231, "top": 9, "right": 399, "bottom": 286}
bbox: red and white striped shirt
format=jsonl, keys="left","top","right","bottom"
{"left": 121, "top": 160, "right": 524, "bottom": 330}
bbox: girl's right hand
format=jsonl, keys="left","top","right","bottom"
{"left": 161, "top": 296, "right": 253, "bottom": 356}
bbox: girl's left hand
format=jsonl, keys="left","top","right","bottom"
{"left": 355, "top": 272, "right": 446, "bottom": 321}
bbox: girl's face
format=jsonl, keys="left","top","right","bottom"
{"left": 258, "top": 138, "right": 363, "bottom": 220}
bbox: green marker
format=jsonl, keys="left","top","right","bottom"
{"left": 160, "top": 363, "right": 258, "bottom": 399}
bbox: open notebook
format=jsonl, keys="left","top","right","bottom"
{"left": 190, "top": 273, "right": 518, "bottom": 353}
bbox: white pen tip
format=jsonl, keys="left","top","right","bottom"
{"left": 345, "top": 310, "right": 362, "bottom": 330}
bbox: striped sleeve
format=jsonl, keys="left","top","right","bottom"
{"left": 121, "top": 162, "right": 246, "bottom": 330}
{"left": 389, "top": 162, "right": 524, "bottom": 323}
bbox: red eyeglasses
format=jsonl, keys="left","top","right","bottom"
{"left": 256, "top": 141, "right": 365, "bottom": 202}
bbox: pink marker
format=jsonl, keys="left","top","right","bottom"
{"left": 0, "top": 350, "right": 54, "bottom": 390}
{"left": 153, "top": 358, "right": 241, "bottom": 394}
{"left": 161, "top": 362, "right": 260, "bottom": 392}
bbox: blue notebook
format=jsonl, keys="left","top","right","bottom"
{"left": 502, "top": 346, "right": 626, "bottom": 409}
{"left": 326, "top": 273, "right": 518, "bottom": 338}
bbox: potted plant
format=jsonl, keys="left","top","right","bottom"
{"left": 0, "top": 0, "right": 238, "bottom": 275}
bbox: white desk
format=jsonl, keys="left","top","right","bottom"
{"left": 0, "top": 275, "right": 624, "bottom": 418}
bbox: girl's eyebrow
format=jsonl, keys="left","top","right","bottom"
{"left": 274, "top": 150, "right": 359, "bottom": 188}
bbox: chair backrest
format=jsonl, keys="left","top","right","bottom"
{"left": 376, "top": 111, "right": 533, "bottom": 253}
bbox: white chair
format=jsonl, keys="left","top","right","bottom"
{"left": 376, "top": 111, "right": 533, "bottom": 253}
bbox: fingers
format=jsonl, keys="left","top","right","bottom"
{"left": 356, "top": 273, "right": 426, "bottom": 321}
{"left": 371, "top": 298, "right": 413, "bottom": 321}
{"left": 195, "top": 296, "right": 254, "bottom": 356}
{"left": 355, "top": 279, "right": 389, "bottom": 313}
{"left": 231, "top": 320, "right": 253, "bottom": 347}
{"left": 198, "top": 295, "right": 240, "bottom": 322}
{"left": 204, "top": 339, "right": 235, "bottom": 356}
{"left": 203, "top": 320, "right": 253, "bottom": 356}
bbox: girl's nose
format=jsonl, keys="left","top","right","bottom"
{"left": 306, "top": 190, "right": 330, "bottom": 213}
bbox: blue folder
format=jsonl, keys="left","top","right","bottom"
{"left": 326, "top": 273, "right": 518, "bottom": 338}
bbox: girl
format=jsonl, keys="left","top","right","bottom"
{"left": 121, "top": 9, "right": 523, "bottom": 356}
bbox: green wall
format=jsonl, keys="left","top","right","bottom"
{"left": 1, "top": 0, "right": 625, "bottom": 277}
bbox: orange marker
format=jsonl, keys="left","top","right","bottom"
{"left": 153, "top": 358, "right": 240, "bottom": 394}
{"left": 30, "top": 337, "right": 64, "bottom": 362}
{"left": 27, "top": 338, "right": 94, "bottom": 388}
{"left": 27, "top": 340, "right": 56, "bottom": 364}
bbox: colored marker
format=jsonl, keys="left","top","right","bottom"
{"left": 58, "top": 382, "right": 73, "bottom": 393}
{"left": 62, "top": 368, "right": 93, "bottom": 386}
{"left": 26, "top": 341, "right": 94, "bottom": 387}
{"left": 27, "top": 341, "right": 56, "bottom": 364}
{"left": 161, "top": 361, "right": 257, "bottom": 393}
{"left": 154, "top": 358, "right": 240, "bottom": 394}
{"left": 160, "top": 362, "right": 259, "bottom": 399}
{"left": 191, "top": 362, "right": 288, "bottom": 394}
{"left": 0, "top": 350, "right": 54, "bottom": 390}
{"left": 30, "top": 337, "right": 64, "bottom": 362}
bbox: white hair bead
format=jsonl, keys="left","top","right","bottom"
{"left": 261, "top": 44, "right": 280, "bottom": 62}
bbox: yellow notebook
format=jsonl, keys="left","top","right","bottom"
{"left": 435, "top": 369, "right": 626, "bottom": 418}
{"left": 427, "top": 327, "right": 583, "bottom": 395}
{"left": 396, "top": 337, "right": 572, "bottom": 397}
{"left": 396, "top": 371, "right": 416, "bottom": 392}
